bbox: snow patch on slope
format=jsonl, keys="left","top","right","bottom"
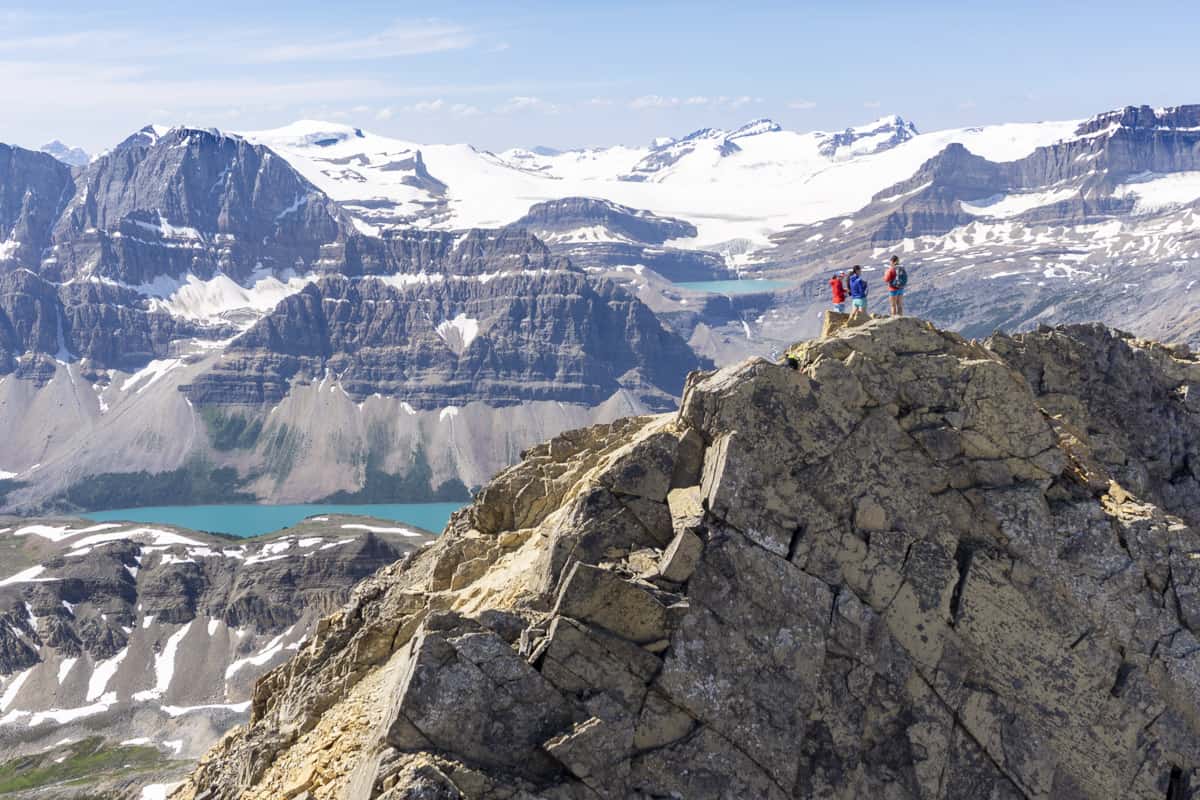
{"left": 137, "top": 271, "right": 318, "bottom": 326}
{"left": 961, "top": 187, "right": 1079, "bottom": 218}
{"left": 435, "top": 314, "right": 481, "bottom": 352}
{"left": 1116, "top": 171, "right": 1200, "bottom": 215}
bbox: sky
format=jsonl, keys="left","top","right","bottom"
{"left": 1, "top": 0, "right": 1197, "bottom": 153}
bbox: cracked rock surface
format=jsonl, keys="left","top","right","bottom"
{"left": 175, "top": 316, "right": 1200, "bottom": 799}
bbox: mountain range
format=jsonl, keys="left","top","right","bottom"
{"left": 2, "top": 104, "right": 1199, "bottom": 512}
{"left": 0, "top": 512, "right": 434, "bottom": 796}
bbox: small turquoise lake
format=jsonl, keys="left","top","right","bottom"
{"left": 82, "top": 502, "right": 465, "bottom": 539}
{"left": 675, "top": 279, "right": 792, "bottom": 295}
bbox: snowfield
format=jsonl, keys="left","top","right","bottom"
{"left": 241, "top": 116, "right": 1084, "bottom": 249}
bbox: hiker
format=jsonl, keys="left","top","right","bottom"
{"left": 829, "top": 271, "right": 848, "bottom": 313}
{"left": 848, "top": 265, "right": 868, "bottom": 319}
{"left": 884, "top": 255, "right": 908, "bottom": 316}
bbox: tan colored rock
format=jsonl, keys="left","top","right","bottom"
{"left": 853, "top": 495, "right": 888, "bottom": 531}
{"left": 820, "top": 308, "right": 850, "bottom": 338}
{"left": 666, "top": 485, "right": 705, "bottom": 534}
{"left": 552, "top": 563, "right": 669, "bottom": 644}
{"left": 657, "top": 528, "right": 703, "bottom": 583}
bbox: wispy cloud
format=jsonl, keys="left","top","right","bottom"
{"left": 788, "top": 99, "right": 817, "bottom": 110}
{"left": 863, "top": 100, "right": 882, "bottom": 109}
{"left": 496, "top": 96, "right": 559, "bottom": 114}
{"left": 630, "top": 94, "right": 762, "bottom": 111}
{"left": 399, "top": 98, "right": 483, "bottom": 117}
{"left": 250, "top": 20, "right": 476, "bottom": 63}
{"left": 630, "top": 95, "right": 681, "bottom": 109}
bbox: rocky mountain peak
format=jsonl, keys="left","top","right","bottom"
{"left": 1075, "top": 103, "right": 1200, "bottom": 136}
{"left": 817, "top": 113, "right": 919, "bottom": 158}
{"left": 727, "top": 118, "right": 783, "bottom": 139}
{"left": 38, "top": 140, "right": 89, "bottom": 167}
{"left": 41, "top": 121, "right": 350, "bottom": 285}
{"left": 176, "top": 315, "right": 1200, "bottom": 799}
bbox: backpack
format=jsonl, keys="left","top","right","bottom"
{"left": 894, "top": 266, "right": 908, "bottom": 289}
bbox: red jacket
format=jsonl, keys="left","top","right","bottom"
{"left": 884, "top": 267, "right": 898, "bottom": 289}
{"left": 830, "top": 276, "right": 847, "bottom": 304}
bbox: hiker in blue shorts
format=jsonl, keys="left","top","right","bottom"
{"left": 884, "top": 255, "right": 908, "bottom": 316}
{"left": 848, "top": 265, "right": 868, "bottom": 320}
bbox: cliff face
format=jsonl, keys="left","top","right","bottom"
{"left": 181, "top": 269, "right": 703, "bottom": 411}
{"left": 174, "top": 316, "right": 1200, "bottom": 800}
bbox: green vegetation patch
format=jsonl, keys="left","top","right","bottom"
{"left": 49, "top": 460, "right": 256, "bottom": 512}
{"left": 200, "top": 408, "right": 264, "bottom": 451}
{"left": 0, "top": 479, "right": 24, "bottom": 508}
{"left": 322, "top": 444, "right": 470, "bottom": 503}
{"left": 0, "top": 736, "right": 169, "bottom": 794}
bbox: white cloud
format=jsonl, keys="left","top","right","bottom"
{"left": 409, "top": 99, "right": 446, "bottom": 113}
{"left": 788, "top": 99, "right": 817, "bottom": 110}
{"left": 351, "top": 104, "right": 370, "bottom": 113}
{"left": 251, "top": 21, "right": 476, "bottom": 63}
{"left": 630, "top": 95, "right": 681, "bottom": 109}
{"left": 497, "top": 95, "right": 558, "bottom": 114}
{"left": 585, "top": 97, "right": 614, "bottom": 107}
{"left": 376, "top": 107, "right": 394, "bottom": 120}
{"left": 400, "top": 99, "right": 482, "bottom": 117}
{"left": 631, "top": 94, "right": 761, "bottom": 111}
{"left": 863, "top": 100, "right": 882, "bottom": 109}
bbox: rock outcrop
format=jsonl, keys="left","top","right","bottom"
{"left": 175, "top": 316, "right": 1200, "bottom": 799}
{"left": 508, "top": 198, "right": 733, "bottom": 282}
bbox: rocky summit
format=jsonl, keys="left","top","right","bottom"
{"left": 173, "top": 316, "right": 1200, "bottom": 800}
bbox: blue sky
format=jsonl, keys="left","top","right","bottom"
{"left": 1, "top": 0, "right": 1196, "bottom": 152}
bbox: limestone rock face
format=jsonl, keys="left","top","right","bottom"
{"left": 176, "top": 317, "right": 1200, "bottom": 800}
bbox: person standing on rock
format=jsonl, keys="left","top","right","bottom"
{"left": 884, "top": 255, "right": 907, "bottom": 316}
{"left": 829, "top": 271, "right": 848, "bottom": 314}
{"left": 848, "top": 265, "right": 868, "bottom": 319}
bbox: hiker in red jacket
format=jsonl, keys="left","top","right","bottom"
{"left": 829, "top": 271, "right": 848, "bottom": 314}
{"left": 883, "top": 255, "right": 908, "bottom": 316}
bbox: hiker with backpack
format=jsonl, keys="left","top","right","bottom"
{"left": 829, "top": 271, "right": 848, "bottom": 313}
{"left": 848, "top": 265, "right": 868, "bottom": 319}
{"left": 884, "top": 255, "right": 908, "bottom": 316}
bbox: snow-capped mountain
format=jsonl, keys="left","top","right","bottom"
{"left": 814, "top": 113, "right": 919, "bottom": 159}
{"left": 4, "top": 104, "right": 1200, "bottom": 514}
{"left": 38, "top": 140, "right": 89, "bottom": 167}
{"left": 0, "top": 123, "right": 708, "bottom": 514}
{"left": 243, "top": 114, "right": 1080, "bottom": 252}
{"left": 764, "top": 104, "right": 1200, "bottom": 344}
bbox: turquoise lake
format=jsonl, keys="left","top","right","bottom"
{"left": 82, "top": 502, "right": 466, "bottom": 539}
{"left": 675, "top": 279, "right": 792, "bottom": 295}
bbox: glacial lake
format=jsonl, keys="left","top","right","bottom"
{"left": 675, "top": 279, "right": 792, "bottom": 295}
{"left": 82, "top": 502, "right": 466, "bottom": 539}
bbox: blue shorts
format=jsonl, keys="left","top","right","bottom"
{"left": 833, "top": 302, "right": 845, "bottom": 313}
{"left": 889, "top": 288, "right": 905, "bottom": 297}
{"left": 852, "top": 298, "right": 867, "bottom": 309}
